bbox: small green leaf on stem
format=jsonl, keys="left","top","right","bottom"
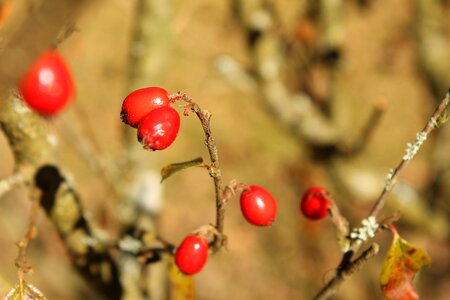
{"left": 380, "top": 226, "right": 431, "bottom": 300}
{"left": 4, "top": 281, "right": 47, "bottom": 300}
{"left": 435, "top": 109, "right": 448, "bottom": 128}
{"left": 161, "top": 157, "right": 205, "bottom": 182}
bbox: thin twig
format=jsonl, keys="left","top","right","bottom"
{"left": 170, "top": 92, "right": 226, "bottom": 249}
{"left": 342, "top": 97, "right": 387, "bottom": 156}
{"left": 325, "top": 194, "right": 349, "bottom": 251}
{"left": 54, "top": 116, "right": 119, "bottom": 198}
{"left": 369, "top": 90, "right": 450, "bottom": 217}
{"left": 313, "top": 244, "right": 380, "bottom": 300}
{"left": 15, "top": 188, "right": 41, "bottom": 283}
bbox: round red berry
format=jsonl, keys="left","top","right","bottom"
{"left": 300, "top": 187, "right": 329, "bottom": 220}
{"left": 19, "top": 50, "right": 74, "bottom": 115}
{"left": 240, "top": 185, "right": 277, "bottom": 226}
{"left": 137, "top": 106, "right": 180, "bottom": 150}
{"left": 175, "top": 234, "right": 209, "bottom": 275}
{"left": 121, "top": 87, "right": 170, "bottom": 127}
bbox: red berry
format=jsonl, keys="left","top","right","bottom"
{"left": 175, "top": 234, "right": 209, "bottom": 275}
{"left": 137, "top": 106, "right": 180, "bottom": 150}
{"left": 19, "top": 50, "right": 74, "bottom": 115}
{"left": 121, "top": 87, "right": 170, "bottom": 127}
{"left": 240, "top": 185, "right": 277, "bottom": 226}
{"left": 300, "top": 187, "right": 329, "bottom": 220}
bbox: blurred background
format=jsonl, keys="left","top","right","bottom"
{"left": 0, "top": 0, "right": 449, "bottom": 299}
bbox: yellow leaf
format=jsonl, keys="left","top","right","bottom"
{"left": 380, "top": 228, "right": 431, "bottom": 300}
{"left": 168, "top": 259, "right": 195, "bottom": 300}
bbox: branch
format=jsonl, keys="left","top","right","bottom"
{"left": 231, "top": 0, "right": 341, "bottom": 145}
{"left": 230, "top": 0, "right": 380, "bottom": 159}
{"left": 1, "top": 93, "right": 123, "bottom": 299}
{"left": 115, "top": 1, "right": 175, "bottom": 298}
{"left": 115, "top": 0, "right": 174, "bottom": 226}
{"left": 369, "top": 90, "right": 450, "bottom": 218}
{"left": 313, "top": 243, "right": 380, "bottom": 300}
{"left": 34, "top": 165, "right": 122, "bottom": 300}
{"left": 0, "top": 171, "right": 27, "bottom": 199}
{"left": 0, "top": 92, "right": 53, "bottom": 168}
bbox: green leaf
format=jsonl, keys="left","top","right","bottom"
{"left": 169, "top": 259, "right": 195, "bottom": 300}
{"left": 161, "top": 157, "right": 204, "bottom": 182}
{"left": 436, "top": 109, "right": 448, "bottom": 128}
{"left": 380, "top": 228, "right": 431, "bottom": 300}
{"left": 4, "top": 281, "right": 47, "bottom": 300}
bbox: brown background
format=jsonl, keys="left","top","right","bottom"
{"left": 0, "top": 0, "right": 449, "bottom": 299}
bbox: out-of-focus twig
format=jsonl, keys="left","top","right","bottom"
{"left": 117, "top": 0, "right": 174, "bottom": 226}
{"left": 0, "top": 171, "right": 27, "bottom": 199}
{"left": 0, "top": 92, "right": 53, "bottom": 177}
{"left": 231, "top": 0, "right": 381, "bottom": 159}
{"left": 116, "top": 1, "right": 175, "bottom": 298}
{"left": 34, "top": 165, "right": 122, "bottom": 300}
{"left": 415, "top": 0, "right": 450, "bottom": 96}
{"left": 15, "top": 187, "right": 41, "bottom": 283}
{"left": 341, "top": 97, "right": 387, "bottom": 156}
{"left": 232, "top": 0, "right": 341, "bottom": 147}
{"left": 54, "top": 116, "right": 119, "bottom": 198}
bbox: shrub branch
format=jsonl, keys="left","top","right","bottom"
{"left": 313, "top": 89, "right": 450, "bottom": 300}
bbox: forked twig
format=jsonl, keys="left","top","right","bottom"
{"left": 313, "top": 244, "right": 380, "bottom": 300}
{"left": 313, "top": 90, "right": 450, "bottom": 300}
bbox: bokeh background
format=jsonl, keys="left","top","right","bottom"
{"left": 0, "top": 0, "right": 449, "bottom": 299}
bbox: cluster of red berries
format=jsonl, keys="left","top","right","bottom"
{"left": 18, "top": 58, "right": 329, "bottom": 275}
{"left": 19, "top": 50, "right": 75, "bottom": 115}
{"left": 119, "top": 86, "right": 279, "bottom": 274}
{"left": 17, "top": 42, "right": 334, "bottom": 280}
{"left": 120, "top": 87, "right": 180, "bottom": 150}
{"left": 174, "top": 184, "right": 278, "bottom": 275}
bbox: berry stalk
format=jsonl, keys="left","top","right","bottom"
{"left": 170, "top": 92, "right": 226, "bottom": 249}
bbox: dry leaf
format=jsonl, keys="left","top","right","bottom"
{"left": 380, "top": 226, "right": 431, "bottom": 300}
